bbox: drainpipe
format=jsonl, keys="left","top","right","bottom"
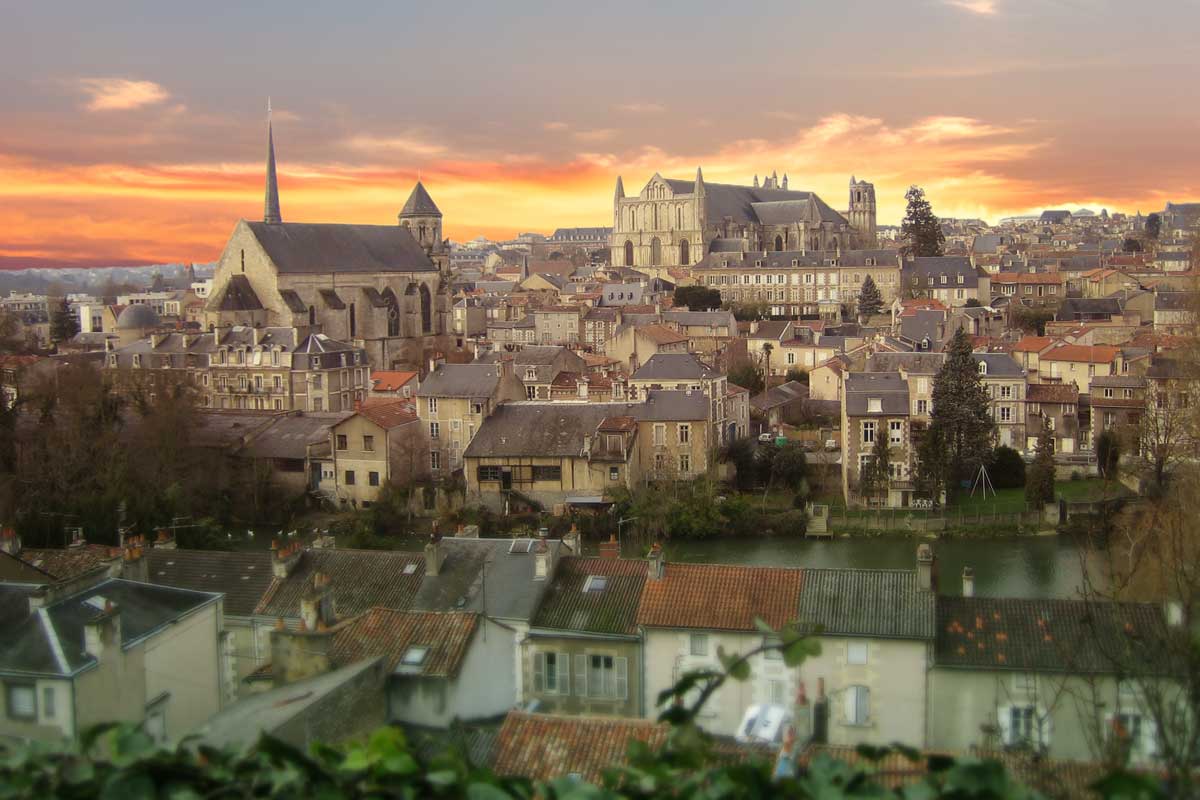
{"left": 638, "top": 625, "right": 647, "bottom": 718}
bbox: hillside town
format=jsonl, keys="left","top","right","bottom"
{"left": 1, "top": 119, "right": 1198, "bottom": 795}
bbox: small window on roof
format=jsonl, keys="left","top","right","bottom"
{"left": 403, "top": 563, "right": 417, "bottom": 575}
{"left": 509, "top": 539, "right": 532, "bottom": 554}
{"left": 583, "top": 575, "right": 608, "bottom": 593}
{"left": 867, "top": 397, "right": 882, "bottom": 413}
{"left": 401, "top": 646, "right": 430, "bottom": 666}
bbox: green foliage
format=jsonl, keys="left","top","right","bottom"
{"left": 1145, "top": 212, "right": 1161, "bottom": 240}
{"left": 49, "top": 298, "right": 79, "bottom": 344}
{"left": 918, "top": 331, "right": 996, "bottom": 501}
{"left": 1012, "top": 305, "right": 1055, "bottom": 336}
{"left": 784, "top": 367, "right": 808, "bottom": 385}
{"left": 728, "top": 362, "right": 765, "bottom": 395}
{"left": 1122, "top": 238, "right": 1143, "bottom": 253}
{"left": 722, "top": 437, "right": 758, "bottom": 491}
{"left": 964, "top": 297, "right": 983, "bottom": 308}
{"left": 900, "top": 185, "right": 945, "bottom": 258}
{"left": 1096, "top": 430, "right": 1120, "bottom": 480}
{"left": 673, "top": 285, "right": 722, "bottom": 311}
{"left": 726, "top": 302, "right": 770, "bottom": 321}
{"left": 989, "top": 445, "right": 1027, "bottom": 489}
{"left": 769, "top": 443, "right": 809, "bottom": 493}
{"left": 856, "top": 275, "right": 883, "bottom": 317}
{"left": 1026, "top": 419, "right": 1057, "bottom": 508}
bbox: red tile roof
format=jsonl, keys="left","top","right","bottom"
{"left": 1027, "top": 383, "right": 1079, "bottom": 403}
{"left": 1040, "top": 344, "right": 1120, "bottom": 363}
{"left": 371, "top": 370, "right": 418, "bottom": 392}
{"left": 636, "top": 562, "right": 802, "bottom": 631}
{"left": 638, "top": 324, "right": 688, "bottom": 345}
{"left": 19, "top": 544, "right": 115, "bottom": 581}
{"left": 493, "top": 712, "right": 668, "bottom": 783}
{"left": 330, "top": 608, "right": 479, "bottom": 675}
{"left": 356, "top": 400, "right": 419, "bottom": 430}
{"left": 1011, "top": 336, "right": 1057, "bottom": 353}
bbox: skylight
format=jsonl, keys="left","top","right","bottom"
{"left": 401, "top": 646, "right": 430, "bottom": 666}
{"left": 509, "top": 539, "right": 532, "bottom": 554}
{"left": 403, "top": 563, "right": 417, "bottom": 575}
{"left": 583, "top": 575, "right": 608, "bottom": 593}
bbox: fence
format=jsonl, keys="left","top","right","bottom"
{"left": 824, "top": 505, "right": 1044, "bottom": 533}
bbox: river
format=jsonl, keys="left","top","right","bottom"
{"left": 614, "top": 535, "right": 1096, "bottom": 599}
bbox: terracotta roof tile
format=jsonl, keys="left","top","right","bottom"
{"left": 355, "top": 400, "right": 419, "bottom": 430}
{"left": 636, "top": 563, "right": 802, "bottom": 631}
{"left": 1040, "top": 344, "right": 1120, "bottom": 363}
{"left": 1026, "top": 383, "right": 1079, "bottom": 403}
{"left": 1011, "top": 336, "right": 1056, "bottom": 353}
{"left": 370, "top": 371, "right": 418, "bottom": 392}
{"left": 532, "top": 557, "right": 646, "bottom": 635}
{"left": 19, "top": 545, "right": 114, "bottom": 582}
{"left": 637, "top": 324, "right": 688, "bottom": 345}
{"left": 330, "top": 607, "right": 478, "bottom": 675}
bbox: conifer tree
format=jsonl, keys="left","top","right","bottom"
{"left": 49, "top": 298, "right": 79, "bottom": 344}
{"left": 918, "top": 329, "right": 994, "bottom": 500}
{"left": 1026, "top": 418, "right": 1057, "bottom": 507}
{"left": 900, "top": 186, "right": 945, "bottom": 258}
{"left": 857, "top": 275, "right": 883, "bottom": 317}
{"left": 858, "top": 429, "right": 891, "bottom": 505}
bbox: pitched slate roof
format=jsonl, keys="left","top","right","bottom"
{"left": 936, "top": 596, "right": 1170, "bottom": 674}
{"left": 659, "top": 178, "right": 848, "bottom": 227}
{"left": 798, "top": 569, "right": 935, "bottom": 640}
{"left": 750, "top": 381, "right": 808, "bottom": 412}
{"left": 636, "top": 562, "right": 803, "bottom": 631}
{"left": 17, "top": 545, "right": 114, "bottom": 582}
{"left": 972, "top": 353, "right": 1025, "bottom": 377}
{"left": 146, "top": 549, "right": 273, "bottom": 617}
{"left": 416, "top": 364, "right": 502, "bottom": 398}
{"left": 409, "top": 538, "right": 562, "bottom": 622}
{"left": 244, "top": 221, "right": 435, "bottom": 274}
{"left": 631, "top": 352, "right": 718, "bottom": 381}
{"left": 844, "top": 372, "right": 911, "bottom": 416}
{"left": 255, "top": 549, "right": 424, "bottom": 620}
{"left": 398, "top": 181, "right": 442, "bottom": 217}
{"left": 532, "top": 557, "right": 646, "bottom": 636}
{"left": 330, "top": 608, "right": 478, "bottom": 675}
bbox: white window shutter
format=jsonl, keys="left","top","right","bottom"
{"left": 997, "top": 705, "right": 1012, "bottom": 745}
{"left": 559, "top": 652, "right": 570, "bottom": 696}
{"left": 1039, "top": 706, "right": 1053, "bottom": 749}
{"left": 616, "top": 657, "right": 628, "bottom": 700}
{"left": 843, "top": 687, "right": 856, "bottom": 723}
{"left": 575, "top": 654, "right": 587, "bottom": 697}
{"left": 532, "top": 652, "right": 544, "bottom": 693}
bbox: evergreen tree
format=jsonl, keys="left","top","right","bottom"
{"left": 857, "top": 275, "right": 883, "bottom": 317}
{"left": 49, "top": 298, "right": 79, "bottom": 344}
{"left": 1026, "top": 418, "right": 1057, "bottom": 507}
{"left": 728, "top": 362, "right": 764, "bottom": 395}
{"left": 900, "top": 186, "right": 945, "bottom": 258}
{"left": 918, "top": 330, "right": 994, "bottom": 500}
{"left": 1096, "top": 429, "right": 1120, "bottom": 481}
{"left": 1145, "top": 212, "right": 1161, "bottom": 240}
{"left": 858, "top": 430, "right": 891, "bottom": 505}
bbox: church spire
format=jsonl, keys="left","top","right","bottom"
{"left": 263, "top": 99, "right": 282, "bottom": 225}
{"left": 615, "top": 175, "right": 625, "bottom": 200}
{"left": 694, "top": 166, "right": 705, "bottom": 195}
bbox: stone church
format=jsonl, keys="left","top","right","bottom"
{"left": 609, "top": 169, "right": 877, "bottom": 268}
{"left": 204, "top": 119, "right": 456, "bottom": 370}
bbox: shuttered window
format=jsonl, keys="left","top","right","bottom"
{"left": 6, "top": 684, "right": 35, "bottom": 720}
{"left": 532, "top": 651, "right": 570, "bottom": 695}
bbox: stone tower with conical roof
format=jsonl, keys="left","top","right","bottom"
{"left": 398, "top": 181, "right": 446, "bottom": 270}
{"left": 847, "top": 176, "right": 877, "bottom": 247}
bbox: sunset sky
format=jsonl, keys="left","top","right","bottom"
{"left": 2, "top": 0, "right": 1199, "bottom": 268}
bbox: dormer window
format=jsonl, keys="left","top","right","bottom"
{"left": 978, "top": 361, "right": 988, "bottom": 375}
{"left": 583, "top": 575, "right": 608, "bottom": 592}
{"left": 957, "top": 274, "right": 965, "bottom": 285}
{"left": 525, "top": 367, "right": 537, "bottom": 381}
{"left": 401, "top": 646, "right": 430, "bottom": 666}
{"left": 867, "top": 397, "right": 882, "bottom": 413}
{"left": 132, "top": 354, "right": 142, "bottom": 368}
{"left": 940, "top": 275, "right": 948, "bottom": 285}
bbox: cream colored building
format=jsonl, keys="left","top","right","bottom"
{"left": 330, "top": 402, "right": 429, "bottom": 506}
{"left": 417, "top": 360, "right": 526, "bottom": 476}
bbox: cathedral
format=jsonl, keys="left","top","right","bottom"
{"left": 203, "top": 117, "right": 457, "bottom": 370}
{"left": 609, "top": 169, "right": 877, "bottom": 268}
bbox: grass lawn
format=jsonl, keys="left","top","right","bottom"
{"left": 948, "top": 487, "right": 1028, "bottom": 514}
{"left": 1055, "top": 477, "right": 1127, "bottom": 502}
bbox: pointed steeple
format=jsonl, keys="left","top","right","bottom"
{"left": 263, "top": 102, "right": 282, "bottom": 225}
{"left": 753, "top": 174, "right": 759, "bottom": 188}
{"left": 615, "top": 175, "right": 625, "bottom": 200}
{"left": 782, "top": 173, "right": 789, "bottom": 191}
{"left": 399, "top": 181, "right": 442, "bottom": 218}
{"left": 694, "top": 167, "right": 705, "bottom": 195}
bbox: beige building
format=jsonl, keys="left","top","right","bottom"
{"left": 604, "top": 323, "right": 689, "bottom": 373}
{"left": 611, "top": 171, "right": 875, "bottom": 269}
{"left": 532, "top": 306, "right": 582, "bottom": 345}
{"left": 417, "top": 360, "right": 526, "bottom": 476}
{"left": 330, "top": 402, "right": 428, "bottom": 507}
{"left": 106, "top": 326, "right": 370, "bottom": 412}
{"left": 841, "top": 372, "right": 916, "bottom": 507}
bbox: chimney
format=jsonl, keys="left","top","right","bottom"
{"left": 647, "top": 542, "right": 665, "bottom": 580}
{"left": 270, "top": 623, "right": 333, "bottom": 687}
{"left": 577, "top": 377, "right": 588, "bottom": 400}
{"left": 497, "top": 354, "right": 514, "bottom": 380}
{"left": 122, "top": 539, "right": 148, "bottom": 583}
{"left": 153, "top": 529, "right": 176, "bottom": 550}
{"left": 916, "top": 544, "right": 935, "bottom": 592}
{"left": 562, "top": 524, "right": 581, "bottom": 555}
{"left": 961, "top": 566, "right": 975, "bottom": 598}
{"left": 599, "top": 534, "right": 620, "bottom": 560}
{"left": 424, "top": 534, "right": 443, "bottom": 577}
{"left": 533, "top": 536, "right": 551, "bottom": 580}
{"left": 299, "top": 572, "right": 337, "bottom": 631}
{"left": 0, "top": 527, "right": 20, "bottom": 556}
{"left": 582, "top": 434, "right": 592, "bottom": 456}
{"left": 83, "top": 601, "right": 121, "bottom": 662}
{"left": 271, "top": 541, "right": 304, "bottom": 579}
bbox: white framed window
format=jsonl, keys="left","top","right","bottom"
{"left": 768, "top": 679, "right": 786, "bottom": 705}
{"left": 916, "top": 399, "right": 928, "bottom": 415}
{"left": 678, "top": 424, "right": 690, "bottom": 444}
{"left": 844, "top": 685, "right": 870, "bottom": 725}
{"left": 689, "top": 633, "right": 708, "bottom": 657}
{"left": 679, "top": 453, "right": 690, "bottom": 473}
{"left": 5, "top": 684, "right": 35, "bottom": 720}
{"left": 430, "top": 451, "right": 440, "bottom": 470}
{"left": 999, "top": 406, "right": 1012, "bottom": 422}
{"left": 867, "top": 397, "right": 882, "bottom": 413}
{"left": 847, "top": 642, "right": 868, "bottom": 665}
{"left": 653, "top": 424, "right": 666, "bottom": 446}
{"left": 1001, "top": 704, "right": 1048, "bottom": 748}
{"left": 533, "top": 651, "right": 570, "bottom": 695}
{"left": 427, "top": 397, "right": 437, "bottom": 414}
{"left": 889, "top": 420, "right": 903, "bottom": 445}
{"left": 862, "top": 421, "right": 876, "bottom": 444}
{"left": 429, "top": 422, "right": 440, "bottom": 439}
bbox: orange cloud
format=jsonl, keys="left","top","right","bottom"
{"left": 77, "top": 78, "right": 171, "bottom": 112}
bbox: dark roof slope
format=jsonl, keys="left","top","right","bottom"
{"left": 399, "top": 182, "right": 442, "bottom": 217}
{"left": 532, "top": 557, "right": 646, "bottom": 635}
{"left": 799, "top": 569, "right": 934, "bottom": 639}
{"left": 330, "top": 608, "right": 477, "bottom": 675}
{"left": 146, "top": 549, "right": 273, "bottom": 617}
{"left": 255, "top": 549, "right": 424, "bottom": 619}
{"left": 245, "top": 221, "right": 435, "bottom": 274}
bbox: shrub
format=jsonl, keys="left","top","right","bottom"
{"left": 1071, "top": 470, "right": 1083, "bottom": 481}
{"left": 989, "top": 446, "right": 1026, "bottom": 489}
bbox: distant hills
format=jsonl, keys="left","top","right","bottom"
{"left": 0, "top": 262, "right": 215, "bottom": 296}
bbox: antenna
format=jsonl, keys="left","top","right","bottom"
{"left": 267, "top": 96, "right": 272, "bottom": 122}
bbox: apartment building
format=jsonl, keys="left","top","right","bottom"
{"left": 841, "top": 372, "right": 915, "bottom": 508}
{"left": 416, "top": 360, "right": 526, "bottom": 475}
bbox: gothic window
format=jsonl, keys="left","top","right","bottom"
{"left": 624, "top": 240, "right": 634, "bottom": 267}
{"left": 650, "top": 237, "right": 662, "bottom": 266}
{"left": 418, "top": 224, "right": 427, "bottom": 241}
{"left": 349, "top": 302, "right": 356, "bottom": 337}
{"left": 653, "top": 204, "right": 658, "bottom": 230}
{"left": 677, "top": 206, "right": 683, "bottom": 230}
{"left": 308, "top": 305, "right": 316, "bottom": 326}
{"left": 774, "top": 235, "right": 784, "bottom": 252}
{"left": 419, "top": 283, "right": 432, "bottom": 334}
{"left": 383, "top": 288, "right": 401, "bottom": 337}
{"left": 679, "top": 239, "right": 690, "bottom": 266}
{"left": 629, "top": 209, "right": 635, "bottom": 229}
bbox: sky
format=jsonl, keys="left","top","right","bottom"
{"left": 1, "top": 0, "right": 1199, "bottom": 268}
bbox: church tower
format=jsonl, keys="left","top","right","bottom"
{"left": 847, "top": 176, "right": 877, "bottom": 246}
{"left": 399, "top": 181, "right": 444, "bottom": 249}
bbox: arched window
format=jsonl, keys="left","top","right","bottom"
{"left": 629, "top": 209, "right": 635, "bottom": 229}
{"left": 650, "top": 237, "right": 662, "bottom": 266}
{"left": 419, "top": 283, "right": 433, "bottom": 334}
{"left": 679, "top": 239, "right": 690, "bottom": 265}
{"left": 774, "top": 235, "right": 784, "bottom": 252}
{"left": 831, "top": 237, "right": 840, "bottom": 251}
{"left": 653, "top": 204, "right": 658, "bottom": 230}
{"left": 308, "top": 305, "right": 316, "bottom": 326}
{"left": 349, "top": 302, "right": 357, "bottom": 337}
{"left": 382, "top": 288, "right": 401, "bottom": 337}
{"left": 624, "top": 240, "right": 634, "bottom": 266}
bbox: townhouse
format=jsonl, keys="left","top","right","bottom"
{"left": 629, "top": 352, "right": 747, "bottom": 446}
{"left": 1089, "top": 375, "right": 1145, "bottom": 450}
{"left": 901, "top": 257, "right": 990, "bottom": 307}
{"left": 416, "top": 359, "right": 526, "bottom": 476}
{"left": 1025, "top": 383, "right": 1080, "bottom": 453}
{"left": 478, "top": 346, "right": 588, "bottom": 401}
{"left": 841, "top": 372, "right": 915, "bottom": 508}
{"left": 1038, "top": 343, "right": 1119, "bottom": 395}
{"left": 973, "top": 353, "right": 1028, "bottom": 449}
{"left": 990, "top": 272, "right": 1064, "bottom": 308}
{"left": 329, "top": 401, "right": 428, "bottom": 506}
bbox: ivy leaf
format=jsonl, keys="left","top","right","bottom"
{"left": 782, "top": 637, "right": 821, "bottom": 666}
{"left": 100, "top": 771, "right": 155, "bottom": 800}
{"left": 753, "top": 617, "right": 776, "bottom": 635}
{"left": 467, "top": 782, "right": 513, "bottom": 800}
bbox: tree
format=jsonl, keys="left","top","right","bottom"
{"left": 857, "top": 275, "right": 883, "bottom": 317}
{"left": 1012, "top": 305, "right": 1055, "bottom": 336}
{"left": 49, "top": 298, "right": 79, "bottom": 344}
{"left": 728, "top": 362, "right": 764, "bottom": 395}
{"left": 900, "top": 185, "right": 945, "bottom": 258}
{"left": 760, "top": 342, "right": 774, "bottom": 379}
{"left": 964, "top": 298, "right": 982, "bottom": 308}
{"left": 989, "top": 445, "right": 1026, "bottom": 489}
{"left": 1096, "top": 429, "right": 1120, "bottom": 481}
{"left": 673, "top": 285, "right": 722, "bottom": 311}
{"left": 1025, "top": 418, "right": 1056, "bottom": 508}
{"left": 858, "top": 431, "right": 890, "bottom": 505}
{"left": 1145, "top": 212, "right": 1161, "bottom": 240}
{"left": 1122, "top": 238, "right": 1143, "bottom": 254}
{"left": 918, "top": 330, "right": 995, "bottom": 501}
{"left": 1140, "top": 356, "right": 1200, "bottom": 490}
{"left": 769, "top": 442, "right": 808, "bottom": 493}
{"left": 721, "top": 437, "right": 758, "bottom": 491}
{"left": 784, "top": 366, "right": 808, "bottom": 385}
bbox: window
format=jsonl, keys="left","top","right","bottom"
{"left": 41, "top": 686, "right": 55, "bottom": 718}
{"left": 862, "top": 421, "right": 876, "bottom": 444}
{"left": 273, "top": 375, "right": 282, "bottom": 390}
{"left": 526, "top": 386, "right": 537, "bottom": 400}
{"left": 583, "top": 575, "right": 608, "bottom": 592}
{"left": 6, "top": 684, "right": 34, "bottom": 720}
{"left": 536, "top": 651, "right": 569, "bottom": 694}
{"left": 978, "top": 361, "right": 988, "bottom": 376}
{"left": 844, "top": 685, "right": 870, "bottom": 725}
{"left": 368, "top": 471, "right": 380, "bottom": 487}
{"left": 1004, "top": 705, "right": 1046, "bottom": 747}
{"left": 427, "top": 398, "right": 438, "bottom": 414}
{"left": 401, "top": 646, "right": 429, "bottom": 666}
{"left": 335, "top": 434, "right": 348, "bottom": 450}
{"left": 312, "top": 397, "right": 323, "bottom": 411}
{"left": 1000, "top": 385, "right": 1012, "bottom": 399}
{"left": 689, "top": 633, "right": 708, "bottom": 657}
{"left": 531, "top": 465, "right": 562, "bottom": 482}
{"left": 430, "top": 451, "right": 440, "bottom": 470}
{"left": 477, "top": 465, "right": 502, "bottom": 482}
{"left": 889, "top": 420, "right": 903, "bottom": 445}
{"left": 609, "top": 466, "right": 620, "bottom": 481}
{"left": 344, "top": 470, "right": 355, "bottom": 486}
{"left": 588, "top": 654, "right": 618, "bottom": 697}
{"left": 653, "top": 424, "right": 666, "bottom": 446}
{"left": 470, "top": 401, "right": 483, "bottom": 415}
{"left": 847, "top": 642, "right": 868, "bottom": 665}
{"left": 999, "top": 406, "right": 1012, "bottom": 423}
{"left": 679, "top": 453, "right": 691, "bottom": 473}
{"left": 429, "top": 422, "right": 440, "bottom": 439}
{"left": 678, "top": 424, "right": 690, "bottom": 444}
{"left": 916, "top": 399, "right": 928, "bottom": 415}
{"left": 312, "top": 374, "right": 322, "bottom": 389}
{"left": 867, "top": 397, "right": 882, "bottom": 413}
